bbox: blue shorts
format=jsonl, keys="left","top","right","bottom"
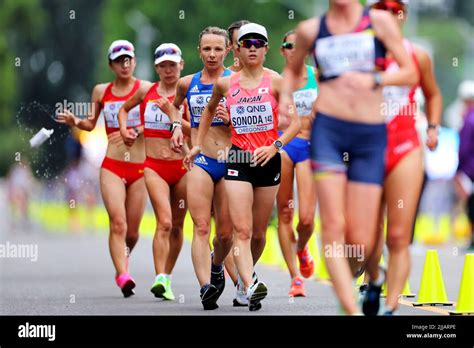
{"left": 311, "top": 112, "right": 387, "bottom": 186}
{"left": 194, "top": 153, "right": 227, "bottom": 183}
{"left": 279, "top": 131, "right": 311, "bottom": 164}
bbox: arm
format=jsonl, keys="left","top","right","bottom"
{"left": 170, "top": 77, "right": 191, "bottom": 151}
{"left": 280, "top": 19, "right": 319, "bottom": 108}
{"left": 254, "top": 76, "right": 301, "bottom": 166}
{"left": 118, "top": 81, "right": 151, "bottom": 146}
{"left": 55, "top": 84, "right": 105, "bottom": 131}
{"left": 415, "top": 47, "right": 443, "bottom": 151}
{"left": 371, "top": 10, "right": 417, "bottom": 87}
{"left": 183, "top": 77, "right": 228, "bottom": 169}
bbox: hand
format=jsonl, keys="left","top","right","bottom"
{"left": 340, "top": 72, "right": 376, "bottom": 90}
{"left": 156, "top": 98, "right": 173, "bottom": 116}
{"left": 426, "top": 128, "right": 438, "bottom": 151}
{"left": 170, "top": 126, "right": 184, "bottom": 153}
{"left": 120, "top": 128, "right": 138, "bottom": 147}
{"left": 55, "top": 110, "right": 78, "bottom": 127}
{"left": 253, "top": 145, "right": 278, "bottom": 166}
{"left": 215, "top": 104, "right": 230, "bottom": 126}
{"left": 183, "top": 145, "right": 201, "bottom": 171}
{"left": 107, "top": 130, "right": 123, "bottom": 145}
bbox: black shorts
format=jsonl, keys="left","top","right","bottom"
{"left": 225, "top": 145, "right": 281, "bottom": 187}
{"left": 468, "top": 193, "right": 474, "bottom": 224}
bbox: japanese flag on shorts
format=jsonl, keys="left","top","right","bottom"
{"left": 228, "top": 169, "right": 239, "bottom": 177}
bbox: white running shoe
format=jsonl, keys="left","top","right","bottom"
{"left": 233, "top": 274, "right": 248, "bottom": 307}
{"left": 247, "top": 281, "right": 267, "bottom": 311}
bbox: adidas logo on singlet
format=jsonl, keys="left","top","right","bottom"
{"left": 190, "top": 85, "right": 200, "bottom": 93}
{"left": 194, "top": 156, "right": 208, "bottom": 165}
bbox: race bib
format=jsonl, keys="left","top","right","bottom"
{"left": 144, "top": 101, "right": 172, "bottom": 130}
{"left": 103, "top": 101, "right": 140, "bottom": 128}
{"left": 189, "top": 94, "right": 226, "bottom": 125}
{"left": 230, "top": 102, "right": 273, "bottom": 134}
{"left": 383, "top": 85, "right": 411, "bottom": 121}
{"left": 293, "top": 89, "right": 318, "bottom": 117}
{"left": 315, "top": 31, "right": 375, "bottom": 78}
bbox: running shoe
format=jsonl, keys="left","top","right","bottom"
{"left": 233, "top": 277, "right": 248, "bottom": 307}
{"left": 162, "top": 277, "right": 175, "bottom": 301}
{"left": 362, "top": 268, "right": 385, "bottom": 316}
{"left": 247, "top": 281, "right": 267, "bottom": 312}
{"left": 115, "top": 272, "right": 136, "bottom": 298}
{"left": 210, "top": 253, "right": 226, "bottom": 299}
{"left": 233, "top": 271, "right": 258, "bottom": 306}
{"left": 150, "top": 274, "right": 167, "bottom": 299}
{"left": 384, "top": 310, "right": 394, "bottom": 316}
{"left": 200, "top": 283, "right": 219, "bottom": 310}
{"left": 297, "top": 245, "right": 314, "bottom": 278}
{"left": 288, "top": 277, "right": 306, "bottom": 297}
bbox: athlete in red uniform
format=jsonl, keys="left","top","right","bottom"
{"left": 56, "top": 40, "right": 147, "bottom": 297}
{"left": 362, "top": 0, "right": 442, "bottom": 315}
{"left": 118, "top": 43, "right": 188, "bottom": 301}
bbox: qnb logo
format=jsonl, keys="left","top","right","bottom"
{"left": 152, "top": 104, "right": 159, "bottom": 111}
{"left": 196, "top": 96, "right": 204, "bottom": 105}
{"left": 236, "top": 106, "right": 245, "bottom": 115}
{"left": 18, "top": 322, "right": 56, "bottom": 342}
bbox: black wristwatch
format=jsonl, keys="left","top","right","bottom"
{"left": 428, "top": 124, "right": 440, "bottom": 132}
{"left": 273, "top": 140, "right": 283, "bottom": 153}
{"left": 133, "top": 127, "right": 140, "bottom": 136}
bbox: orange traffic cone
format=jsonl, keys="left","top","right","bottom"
{"left": 412, "top": 250, "right": 454, "bottom": 306}
{"left": 450, "top": 254, "right": 474, "bottom": 315}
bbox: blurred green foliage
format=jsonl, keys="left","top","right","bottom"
{"left": 1, "top": 0, "right": 473, "bottom": 177}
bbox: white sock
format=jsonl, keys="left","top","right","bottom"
{"left": 165, "top": 274, "right": 172, "bottom": 280}
{"left": 372, "top": 271, "right": 384, "bottom": 287}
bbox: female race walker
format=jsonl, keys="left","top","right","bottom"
{"left": 119, "top": 43, "right": 188, "bottom": 301}
{"left": 186, "top": 23, "right": 301, "bottom": 311}
{"left": 362, "top": 0, "right": 441, "bottom": 316}
{"left": 56, "top": 40, "right": 147, "bottom": 297}
{"left": 280, "top": 0, "right": 417, "bottom": 314}
{"left": 168, "top": 27, "right": 235, "bottom": 310}
{"left": 277, "top": 30, "right": 319, "bottom": 297}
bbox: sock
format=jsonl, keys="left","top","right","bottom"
{"left": 372, "top": 271, "right": 385, "bottom": 287}
{"left": 156, "top": 273, "right": 166, "bottom": 280}
{"left": 211, "top": 262, "right": 223, "bottom": 273}
{"left": 164, "top": 274, "right": 172, "bottom": 280}
{"left": 200, "top": 283, "right": 210, "bottom": 294}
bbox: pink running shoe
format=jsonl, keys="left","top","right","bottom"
{"left": 115, "top": 272, "right": 136, "bottom": 298}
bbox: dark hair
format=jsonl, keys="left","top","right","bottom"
{"left": 282, "top": 30, "right": 295, "bottom": 43}
{"left": 227, "top": 20, "right": 250, "bottom": 44}
{"left": 198, "top": 26, "right": 229, "bottom": 48}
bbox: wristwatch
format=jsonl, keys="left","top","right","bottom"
{"left": 273, "top": 140, "right": 283, "bottom": 153}
{"left": 428, "top": 124, "right": 440, "bottom": 133}
{"left": 170, "top": 121, "right": 182, "bottom": 133}
{"left": 133, "top": 127, "right": 140, "bottom": 136}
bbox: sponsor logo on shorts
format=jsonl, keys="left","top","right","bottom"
{"left": 194, "top": 155, "right": 208, "bottom": 166}
{"left": 393, "top": 140, "right": 414, "bottom": 155}
{"left": 227, "top": 169, "right": 239, "bottom": 177}
{"left": 274, "top": 173, "right": 280, "bottom": 181}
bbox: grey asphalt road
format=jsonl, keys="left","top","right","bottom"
{"left": 1, "top": 225, "right": 469, "bottom": 316}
